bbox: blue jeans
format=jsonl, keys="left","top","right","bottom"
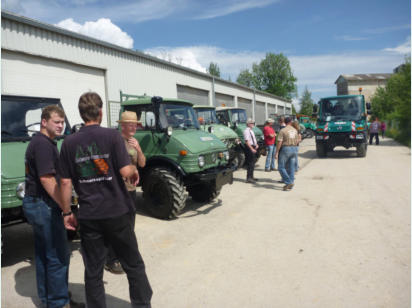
{"left": 265, "top": 145, "right": 276, "bottom": 170}
{"left": 23, "top": 196, "right": 70, "bottom": 308}
{"left": 278, "top": 146, "right": 298, "bottom": 185}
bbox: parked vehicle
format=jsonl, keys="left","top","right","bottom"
{"left": 193, "top": 105, "right": 242, "bottom": 168}
{"left": 296, "top": 115, "right": 316, "bottom": 138}
{"left": 1, "top": 95, "right": 78, "bottom": 239}
{"left": 215, "top": 107, "right": 265, "bottom": 167}
{"left": 119, "top": 92, "right": 233, "bottom": 219}
{"left": 313, "top": 95, "right": 371, "bottom": 157}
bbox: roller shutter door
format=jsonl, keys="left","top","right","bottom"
{"left": 1, "top": 50, "right": 107, "bottom": 126}
{"left": 285, "top": 107, "right": 292, "bottom": 115}
{"left": 278, "top": 106, "right": 285, "bottom": 115}
{"left": 177, "top": 85, "right": 209, "bottom": 105}
{"left": 238, "top": 97, "right": 252, "bottom": 118}
{"left": 215, "top": 92, "right": 234, "bottom": 107}
{"left": 267, "top": 103, "right": 277, "bottom": 116}
{"left": 255, "top": 101, "right": 265, "bottom": 125}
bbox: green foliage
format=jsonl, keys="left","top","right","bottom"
{"left": 236, "top": 53, "right": 297, "bottom": 99}
{"left": 292, "top": 104, "right": 297, "bottom": 114}
{"left": 207, "top": 62, "right": 221, "bottom": 77}
{"left": 299, "top": 86, "right": 314, "bottom": 115}
{"left": 371, "top": 58, "right": 411, "bottom": 146}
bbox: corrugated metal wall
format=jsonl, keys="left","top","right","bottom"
{"left": 238, "top": 97, "right": 253, "bottom": 118}
{"left": 255, "top": 101, "right": 266, "bottom": 124}
{"left": 215, "top": 92, "right": 234, "bottom": 107}
{"left": 177, "top": 85, "right": 209, "bottom": 105}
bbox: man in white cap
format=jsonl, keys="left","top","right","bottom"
{"left": 243, "top": 118, "right": 259, "bottom": 183}
{"left": 263, "top": 118, "right": 276, "bottom": 172}
{"left": 105, "top": 110, "right": 146, "bottom": 274}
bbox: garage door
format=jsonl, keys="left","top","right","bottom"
{"left": 177, "top": 85, "right": 209, "bottom": 105}
{"left": 238, "top": 97, "right": 252, "bottom": 118}
{"left": 215, "top": 92, "right": 234, "bottom": 107}
{"left": 255, "top": 101, "right": 265, "bottom": 125}
{"left": 1, "top": 50, "right": 107, "bottom": 126}
{"left": 267, "top": 103, "right": 277, "bottom": 116}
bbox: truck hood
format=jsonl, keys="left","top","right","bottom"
{"left": 172, "top": 129, "right": 227, "bottom": 154}
{"left": 199, "top": 124, "right": 238, "bottom": 140}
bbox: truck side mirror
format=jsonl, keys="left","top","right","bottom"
{"left": 146, "top": 111, "right": 156, "bottom": 128}
{"left": 312, "top": 105, "right": 318, "bottom": 117}
{"left": 366, "top": 102, "right": 371, "bottom": 110}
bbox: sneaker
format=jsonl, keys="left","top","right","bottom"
{"left": 253, "top": 178, "right": 259, "bottom": 181}
{"left": 271, "top": 168, "right": 278, "bottom": 171}
{"left": 105, "top": 261, "right": 124, "bottom": 274}
{"left": 246, "top": 178, "right": 256, "bottom": 184}
{"left": 265, "top": 169, "right": 270, "bottom": 172}
{"left": 283, "top": 184, "right": 294, "bottom": 191}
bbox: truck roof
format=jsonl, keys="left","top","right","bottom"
{"left": 215, "top": 106, "right": 246, "bottom": 111}
{"left": 121, "top": 96, "right": 193, "bottom": 106}
{"left": 193, "top": 105, "right": 215, "bottom": 109}
{"left": 320, "top": 94, "right": 364, "bottom": 100}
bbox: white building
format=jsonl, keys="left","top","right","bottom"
{"left": 1, "top": 10, "right": 292, "bottom": 127}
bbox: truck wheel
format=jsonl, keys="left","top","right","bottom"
{"left": 316, "top": 143, "right": 327, "bottom": 157}
{"left": 142, "top": 167, "right": 186, "bottom": 219}
{"left": 188, "top": 183, "right": 221, "bottom": 203}
{"left": 236, "top": 151, "right": 246, "bottom": 169}
{"left": 307, "top": 129, "right": 314, "bottom": 138}
{"left": 356, "top": 143, "right": 367, "bottom": 157}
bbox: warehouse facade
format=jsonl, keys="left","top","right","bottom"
{"left": 1, "top": 11, "right": 291, "bottom": 128}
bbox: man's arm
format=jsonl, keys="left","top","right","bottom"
{"left": 60, "top": 178, "right": 77, "bottom": 231}
{"left": 275, "top": 140, "right": 283, "bottom": 159}
{"left": 120, "top": 164, "right": 140, "bottom": 186}
{"left": 39, "top": 175, "right": 61, "bottom": 205}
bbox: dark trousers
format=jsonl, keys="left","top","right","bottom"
{"left": 369, "top": 133, "right": 379, "bottom": 145}
{"left": 107, "top": 191, "right": 137, "bottom": 264}
{"left": 79, "top": 213, "right": 152, "bottom": 308}
{"left": 245, "top": 147, "right": 256, "bottom": 180}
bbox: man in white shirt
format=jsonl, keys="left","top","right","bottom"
{"left": 243, "top": 118, "right": 259, "bottom": 183}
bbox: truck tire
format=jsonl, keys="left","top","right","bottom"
{"left": 356, "top": 143, "right": 367, "bottom": 157}
{"left": 142, "top": 167, "right": 186, "bottom": 219}
{"left": 306, "top": 129, "right": 314, "bottom": 138}
{"left": 188, "top": 183, "right": 221, "bottom": 203}
{"left": 236, "top": 151, "right": 246, "bottom": 169}
{"left": 316, "top": 143, "right": 327, "bottom": 158}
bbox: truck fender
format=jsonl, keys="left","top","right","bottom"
{"left": 143, "top": 156, "right": 187, "bottom": 179}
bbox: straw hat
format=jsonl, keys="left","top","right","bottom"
{"left": 246, "top": 118, "right": 255, "bottom": 124}
{"left": 117, "top": 111, "right": 139, "bottom": 123}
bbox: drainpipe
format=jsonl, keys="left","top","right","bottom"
{"left": 252, "top": 89, "right": 256, "bottom": 121}
{"left": 211, "top": 76, "right": 216, "bottom": 107}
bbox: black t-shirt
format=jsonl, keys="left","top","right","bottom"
{"left": 58, "top": 125, "right": 133, "bottom": 220}
{"left": 25, "top": 133, "right": 59, "bottom": 200}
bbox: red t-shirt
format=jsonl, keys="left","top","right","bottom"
{"left": 263, "top": 126, "right": 276, "bottom": 145}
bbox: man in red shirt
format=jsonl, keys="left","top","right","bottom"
{"left": 263, "top": 118, "right": 277, "bottom": 171}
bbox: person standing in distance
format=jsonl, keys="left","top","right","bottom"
{"left": 275, "top": 117, "right": 299, "bottom": 191}
{"left": 22, "top": 105, "right": 84, "bottom": 308}
{"left": 105, "top": 111, "right": 146, "bottom": 274}
{"left": 263, "top": 118, "right": 276, "bottom": 172}
{"left": 243, "top": 118, "right": 259, "bottom": 183}
{"left": 59, "top": 92, "right": 152, "bottom": 308}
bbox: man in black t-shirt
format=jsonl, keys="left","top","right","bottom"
{"left": 23, "top": 105, "right": 84, "bottom": 308}
{"left": 59, "top": 92, "right": 152, "bottom": 308}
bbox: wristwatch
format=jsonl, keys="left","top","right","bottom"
{"left": 62, "top": 211, "right": 73, "bottom": 217}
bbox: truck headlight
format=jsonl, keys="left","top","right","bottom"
{"left": 208, "top": 126, "right": 214, "bottom": 134}
{"left": 211, "top": 153, "right": 217, "bottom": 163}
{"left": 223, "top": 151, "right": 229, "bottom": 160}
{"left": 198, "top": 155, "right": 205, "bottom": 167}
{"left": 16, "top": 182, "right": 25, "bottom": 199}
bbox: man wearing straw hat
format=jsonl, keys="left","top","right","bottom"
{"left": 105, "top": 111, "right": 146, "bottom": 274}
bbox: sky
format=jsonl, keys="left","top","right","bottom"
{"left": 3, "top": 0, "right": 411, "bottom": 108}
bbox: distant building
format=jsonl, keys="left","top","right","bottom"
{"left": 335, "top": 73, "right": 392, "bottom": 103}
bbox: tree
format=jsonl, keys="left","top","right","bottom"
{"left": 236, "top": 53, "right": 297, "bottom": 99}
{"left": 371, "top": 57, "right": 411, "bottom": 145}
{"left": 299, "top": 86, "right": 314, "bottom": 115}
{"left": 207, "top": 62, "right": 220, "bottom": 77}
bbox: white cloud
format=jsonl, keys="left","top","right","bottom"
{"left": 363, "top": 24, "right": 411, "bottom": 34}
{"left": 56, "top": 18, "right": 134, "bottom": 49}
{"left": 384, "top": 37, "right": 411, "bottom": 54}
{"left": 335, "top": 35, "right": 369, "bottom": 41}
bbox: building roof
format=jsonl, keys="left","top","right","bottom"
{"left": 335, "top": 73, "right": 392, "bottom": 84}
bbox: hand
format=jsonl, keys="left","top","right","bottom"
{"left": 63, "top": 214, "right": 77, "bottom": 231}
{"left": 275, "top": 153, "right": 279, "bottom": 160}
{"left": 252, "top": 148, "right": 257, "bottom": 154}
{"left": 129, "top": 169, "right": 140, "bottom": 186}
{"left": 127, "top": 137, "right": 139, "bottom": 150}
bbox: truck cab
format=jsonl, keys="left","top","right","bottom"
{"left": 313, "top": 95, "right": 370, "bottom": 157}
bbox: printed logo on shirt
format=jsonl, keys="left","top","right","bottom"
{"left": 75, "top": 142, "right": 112, "bottom": 183}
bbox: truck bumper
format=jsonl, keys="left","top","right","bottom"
{"left": 185, "top": 165, "right": 234, "bottom": 188}
{"left": 316, "top": 132, "right": 367, "bottom": 148}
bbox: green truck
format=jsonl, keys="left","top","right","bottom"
{"left": 313, "top": 95, "right": 371, "bottom": 157}
{"left": 193, "top": 105, "right": 242, "bottom": 168}
{"left": 1, "top": 95, "right": 77, "bottom": 229}
{"left": 297, "top": 116, "right": 316, "bottom": 138}
{"left": 119, "top": 92, "right": 233, "bottom": 219}
{"left": 215, "top": 107, "right": 265, "bottom": 167}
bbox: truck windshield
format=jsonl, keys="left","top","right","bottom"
{"left": 1, "top": 96, "right": 69, "bottom": 142}
{"left": 161, "top": 103, "right": 200, "bottom": 129}
{"left": 319, "top": 97, "right": 363, "bottom": 121}
{"left": 195, "top": 108, "right": 219, "bottom": 125}
{"left": 231, "top": 109, "right": 247, "bottom": 123}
